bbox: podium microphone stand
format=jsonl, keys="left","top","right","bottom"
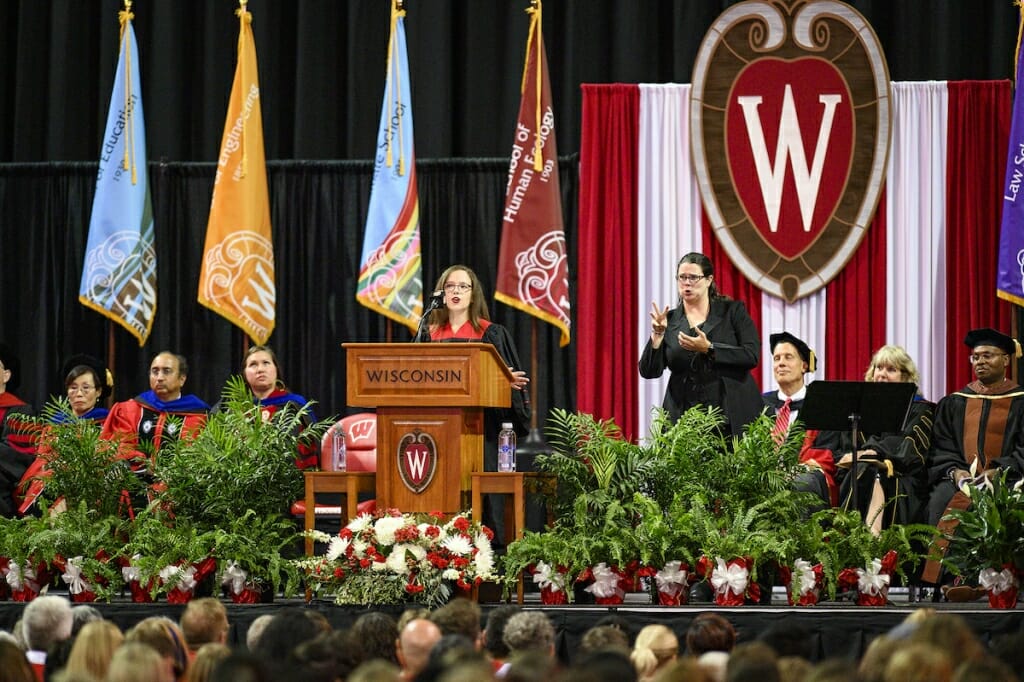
{"left": 798, "top": 381, "right": 915, "bottom": 514}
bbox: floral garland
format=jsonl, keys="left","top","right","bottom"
{"left": 297, "top": 509, "right": 496, "bottom": 609}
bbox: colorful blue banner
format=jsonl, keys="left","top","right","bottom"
{"left": 356, "top": 0, "right": 423, "bottom": 333}
{"left": 79, "top": 14, "right": 156, "bottom": 345}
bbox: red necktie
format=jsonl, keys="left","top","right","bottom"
{"left": 772, "top": 398, "right": 792, "bottom": 444}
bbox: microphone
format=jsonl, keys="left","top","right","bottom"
{"left": 413, "top": 291, "right": 445, "bottom": 342}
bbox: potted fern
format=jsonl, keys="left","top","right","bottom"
{"left": 817, "top": 507, "right": 935, "bottom": 604}
{"left": 632, "top": 492, "right": 699, "bottom": 605}
{"left": 120, "top": 508, "right": 219, "bottom": 603}
{"left": 212, "top": 510, "right": 302, "bottom": 602}
{"left": 941, "top": 470, "right": 1024, "bottom": 608}
{"left": 501, "top": 527, "right": 584, "bottom": 604}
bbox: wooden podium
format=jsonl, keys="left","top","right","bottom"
{"left": 344, "top": 343, "right": 514, "bottom": 513}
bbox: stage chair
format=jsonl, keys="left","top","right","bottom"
{"left": 290, "top": 413, "right": 378, "bottom": 524}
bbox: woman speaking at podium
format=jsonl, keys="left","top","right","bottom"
{"left": 420, "top": 264, "right": 531, "bottom": 545}
{"left": 421, "top": 264, "right": 531, "bottom": 436}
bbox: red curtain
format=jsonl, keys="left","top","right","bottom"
{"left": 577, "top": 84, "right": 640, "bottom": 440}
{"left": 824, "top": 191, "right": 888, "bottom": 381}
{"left": 945, "top": 81, "right": 1013, "bottom": 392}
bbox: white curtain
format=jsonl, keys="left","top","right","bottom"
{"left": 885, "top": 81, "right": 949, "bottom": 401}
{"left": 637, "top": 84, "right": 703, "bottom": 440}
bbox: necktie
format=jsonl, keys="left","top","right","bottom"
{"left": 772, "top": 398, "right": 792, "bottom": 444}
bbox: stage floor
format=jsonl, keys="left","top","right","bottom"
{"left": 1, "top": 590, "right": 1021, "bottom": 663}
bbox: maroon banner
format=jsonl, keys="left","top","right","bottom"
{"left": 495, "top": 1, "right": 570, "bottom": 346}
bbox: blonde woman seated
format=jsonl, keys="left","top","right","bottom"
{"left": 836, "top": 345, "right": 934, "bottom": 533}
{"left": 631, "top": 624, "right": 679, "bottom": 681}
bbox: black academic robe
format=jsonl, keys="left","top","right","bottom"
{"left": 837, "top": 398, "right": 934, "bottom": 527}
{"left": 761, "top": 392, "right": 841, "bottom": 508}
{"left": 640, "top": 298, "right": 761, "bottom": 437}
{"left": 926, "top": 382, "right": 1024, "bottom": 525}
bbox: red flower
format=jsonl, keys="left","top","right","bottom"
{"left": 333, "top": 567, "right": 345, "bottom": 579}
{"left": 394, "top": 526, "right": 421, "bottom": 543}
{"left": 405, "top": 582, "right": 424, "bottom": 594}
{"left": 453, "top": 517, "right": 470, "bottom": 532}
{"left": 425, "top": 525, "right": 441, "bottom": 538}
{"left": 452, "top": 557, "right": 469, "bottom": 569}
{"left": 339, "top": 528, "right": 353, "bottom": 540}
{"left": 880, "top": 550, "right": 898, "bottom": 575}
{"left": 359, "top": 558, "right": 371, "bottom": 569}
{"left": 481, "top": 525, "right": 494, "bottom": 540}
{"left": 428, "top": 510, "right": 445, "bottom": 520}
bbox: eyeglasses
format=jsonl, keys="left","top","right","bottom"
{"left": 970, "top": 352, "right": 1007, "bottom": 363}
{"left": 150, "top": 367, "right": 177, "bottom": 376}
{"left": 67, "top": 385, "right": 96, "bottom": 394}
{"left": 677, "top": 274, "right": 707, "bottom": 284}
{"left": 444, "top": 283, "right": 473, "bottom": 293}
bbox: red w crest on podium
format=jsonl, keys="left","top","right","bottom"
{"left": 397, "top": 431, "right": 438, "bottom": 494}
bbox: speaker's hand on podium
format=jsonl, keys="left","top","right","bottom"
{"left": 510, "top": 369, "right": 530, "bottom": 391}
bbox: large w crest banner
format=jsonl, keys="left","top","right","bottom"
{"left": 198, "top": 1, "right": 275, "bottom": 344}
{"left": 691, "top": 0, "right": 891, "bottom": 302}
{"left": 79, "top": 7, "right": 156, "bottom": 346}
{"left": 997, "top": 5, "right": 1024, "bottom": 307}
{"left": 495, "top": 0, "right": 571, "bottom": 347}
{"left": 357, "top": 0, "right": 422, "bottom": 332}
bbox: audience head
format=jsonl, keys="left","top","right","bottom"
{"left": 951, "top": 657, "right": 1018, "bottom": 682}
{"left": 285, "top": 630, "right": 361, "bottom": 682}
{"left": 0, "top": 639, "right": 33, "bottom": 682}
{"left": 686, "top": 613, "right": 736, "bottom": 656}
{"left": 883, "top": 642, "right": 952, "bottom": 682}
{"left": 23, "top": 594, "right": 74, "bottom": 653}
{"left": 149, "top": 351, "right": 189, "bottom": 401}
{"left": 803, "top": 658, "right": 859, "bottom": 682}
{"left": 580, "top": 624, "right": 631, "bottom": 656}
{"left": 396, "top": 617, "right": 441, "bottom": 679}
{"left": 503, "top": 649, "right": 560, "bottom": 682}
{"left": 249, "top": 608, "right": 330, "bottom": 662}
{"left": 908, "top": 614, "right": 984, "bottom": 668}
{"left": 106, "top": 641, "right": 176, "bottom": 682}
{"left": 348, "top": 659, "right": 401, "bottom": 682}
{"left": 65, "top": 619, "right": 124, "bottom": 680}
{"left": 245, "top": 614, "right": 274, "bottom": 651}
{"left": 397, "top": 607, "right": 431, "bottom": 633}
{"left": 180, "top": 597, "right": 229, "bottom": 653}
{"left": 186, "top": 643, "right": 232, "bottom": 682}
{"left": 209, "top": 651, "right": 272, "bottom": 682}
{"left": 413, "top": 633, "right": 482, "bottom": 682}
{"left": 350, "top": 610, "right": 399, "bottom": 665}
{"left": 650, "top": 657, "right": 716, "bottom": 682}
{"left": 69, "top": 604, "right": 103, "bottom": 636}
{"left": 429, "top": 597, "right": 482, "bottom": 646}
{"left": 864, "top": 345, "right": 920, "bottom": 385}
{"left": 563, "top": 649, "right": 638, "bottom": 682}
{"left": 630, "top": 624, "right": 679, "bottom": 680}
{"left": 125, "top": 616, "right": 189, "bottom": 680}
{"left": 725, "top": 642, "right": 779, "bottom": 682}
{"left": 502, "top": 611, "right": 556, "bottom": 657}
{"left": 483, "top": 605, "right": 521, "bottom": 659}
{"left": 858, "top": 635, "right": 900, "bottom": 682}
{"left": 776, "top": 656, "right": 812, "bottom": 682}
{"left": 594, "top": 614, "right": 636, "bottom": 647}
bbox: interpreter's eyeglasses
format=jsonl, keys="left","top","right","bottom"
{"left": 970, "top": 352, "right": 1007, "bottom": 363}
{"left": 67, "top": 385, "right": 96, "bottom": 394}
{"left": 677, "top": 274, "right": 707, "bottom": 284}
{"left": 444, "top": 283, "right": 473, "bottom": 293}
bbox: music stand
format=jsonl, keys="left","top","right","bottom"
{"left": 798, "top": 381, "right": 916, "bottom": 513}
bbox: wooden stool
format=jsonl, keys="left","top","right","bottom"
{"left": 302, "top": 471, "right": 376, "bottom": 556}
{"left": 471, "top": 472, "right": 553, "bottom": 603}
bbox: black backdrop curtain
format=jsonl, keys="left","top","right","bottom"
{"left": 0, "top": 1, "right": 1017, "bottom": 162}
{"left": 0, "top": 159, "right": 578, "bottom": 425}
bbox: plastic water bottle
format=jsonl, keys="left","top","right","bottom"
{"left": 331, "top": 428, "right": 347, "bottom": 471}
{"left": 498, "top": 422, "right": 516, "bottom": 472}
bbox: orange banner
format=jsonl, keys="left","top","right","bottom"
{"left": 198, "top": 4, "right": 275, "bottom": 344}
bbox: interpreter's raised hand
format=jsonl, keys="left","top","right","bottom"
{"left": 649, "top": 302, "right": 669, "bottom": 336}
